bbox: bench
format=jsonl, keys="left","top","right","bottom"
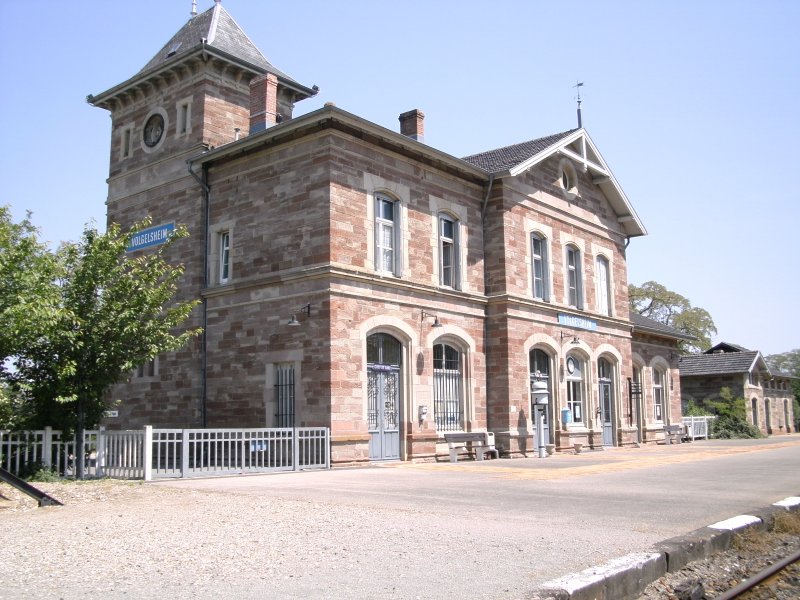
{"left": 663, "top": 424, "right": 685, "bottom": 445}
{"left": 443, "top": 431, "right": 499, "bottom": 462}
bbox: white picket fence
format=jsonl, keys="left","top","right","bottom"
{"left": 682, "top": 416, "right": 715, "bottom": 441}
{"left": 0, "top": 426, "right": 330, "bottom": 480}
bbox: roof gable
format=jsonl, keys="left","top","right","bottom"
{"left": 679, "top": 350, "right": 770, "bottom": 377}
{"left": 462, "top": 129, "right": 646, "bottom": 237}
{"left": 705, "top": 342, "right": 751, "bottom": 354}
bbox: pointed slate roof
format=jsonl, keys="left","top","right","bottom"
{"left": 139, "top": 3, "right": 302, "bottom": 89}
{"left": 88, "top": 2, "right": 316, "bottom": 108}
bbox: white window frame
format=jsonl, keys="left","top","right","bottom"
{"left": 566, "top": 245, "right": 583, "bottom": 309}
{"left": 531, "top": 232, "right": 549, "bottom": 301}
{"left": 219, "top": 230, "right": 231, "bottom": 284}
{"left": 653, "top": 368, "right": 664, "bottom": 422}
{"left": 566, "top": 355, "right": 584, "bottom": 424}
{"left": 595, "top": 255, "right": 611, "bottom": 316}
{"left": 438, "top": 214, "right": 460, "bottom": 289}
{"left": 375, "top": 193, "right": 401, "bottom": 277}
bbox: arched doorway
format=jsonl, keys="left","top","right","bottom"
{"left": 529, "top": 348, "right": 552, "bottom": 444}
{"left": 751, "top": 397, "right": 759, "bottom": 430}
{"left": 367, "top": 333, "right": 402, "bottom": 460}
{"left": 598, "top": 358, "right": 615, "bottom": 446}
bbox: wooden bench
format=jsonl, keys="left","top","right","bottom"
{"left": 663, "top": 424, "right": 685, "bottom": 445}
{"left": 443, "top": 431, "right": 499, "bottom": 462}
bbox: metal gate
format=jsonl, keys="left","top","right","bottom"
{"left": 366, "top": 333, "right": 401, "bottom": 461}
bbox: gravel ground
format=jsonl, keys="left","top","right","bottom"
{"left": 2, "top": 479, "right": 798, "bottom": 600}
{"left": 0, "top": 479, "right": 545, "bottom": 599}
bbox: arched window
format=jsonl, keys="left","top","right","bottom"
{"left": 566, "top": 245, "right": 583, "bottom": 309}
{"left": 595, "top": 255, "right": 611, "bottom": 316}
{"left": 652, "top": 368, "right": 665, "bottom": 421}
{"left": 375, "top": 193, "right": 401, "bottom": 276}
{"left": 565, "top": 354, "right": 584, "bottom": 423}
{"left": 438, "top": 214, "right": 460, "bottom": 289}
{"left": 433, "top": 343, "right": 463, "bottom": 431}
{"left": 531, "top": 232, "right": 549, "bottom": 301}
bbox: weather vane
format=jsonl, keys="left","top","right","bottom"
{"left": 573, "top": 81, "right": 584, "bottom": 128}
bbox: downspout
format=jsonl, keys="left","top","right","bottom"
{"left": 480, "top": 173, "right": 495, "bottom": 434}
{"left": 188, "top": 158, "right": 210, "bottom": 428}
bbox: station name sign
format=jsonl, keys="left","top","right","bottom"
{"left": 127, "top": 223, "right": 175, "bottom": 252}
{"left": 557, "top": 313, "right": 597, "bottom": 331}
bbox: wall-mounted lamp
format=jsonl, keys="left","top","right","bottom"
{"left": 287, "top": 303, "right": 311, "bottom": 327}
{"left": 421, "top": 310, "right": 443, "bottom": 328}
{"left": 561, "top": 331, "right": 580, "bottom": 345}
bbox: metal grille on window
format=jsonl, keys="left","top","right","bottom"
{"left": 275, "top": 363, "right": 295, "bottom": 427}
{"left": 433, "top": 343, "right": 462, "bottom": 431}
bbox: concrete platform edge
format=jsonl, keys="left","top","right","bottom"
{"left": 530, "top": 494, "right": 800, "bottom": 600}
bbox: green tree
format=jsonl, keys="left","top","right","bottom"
{"left": 628, "top": 280, "right": 717, "bottom": 354}
{"left": 4, "top": 217, "right": 201, "bottom": 477}
{"left": 0, "top": 207, "right": 61, "bottom": 378}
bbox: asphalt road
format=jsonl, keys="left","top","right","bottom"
{"left": 152, "top": 436, "right": 800, "bottom": 597}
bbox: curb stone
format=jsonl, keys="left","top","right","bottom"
{"left": 530, "top": 495, "right": 800, "bottom": 600}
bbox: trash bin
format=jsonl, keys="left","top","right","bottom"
{"left": 561, "top": 408, "right": 572, "bottom": 425}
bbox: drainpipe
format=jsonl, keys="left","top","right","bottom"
{"left": 480, "top": 173, "right": 495, "bottom": 220}
{"left": 188, "top": 159, "right": 210, "bottom": 428}
{"left": 480, "top": 173, "right": 495, "bottom": 435}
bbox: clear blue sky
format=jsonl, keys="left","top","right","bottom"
{"left": 1, "top": 1, "right": 797, "bottom": 356}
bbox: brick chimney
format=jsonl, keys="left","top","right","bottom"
{"left": 249, "top": 72, "right": 279, "bottom": 134}
{"left": 399, "top": 109, "right": 425, "bottom": 142}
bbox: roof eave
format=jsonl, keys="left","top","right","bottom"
{"left": 87, "top": 44, "right": 317, "bottom": 110}
{"left": 188, "top": 104, "right": 488, "bottom": 182}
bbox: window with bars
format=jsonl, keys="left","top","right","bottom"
{"left": 433, "top": 343, "right": 463, "bottom": 431}
{"left": 274, "top": 363, "right": 295, "bottom": 428}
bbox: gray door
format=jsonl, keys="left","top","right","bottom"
{"left": 366, "top": 333, "right": 401, "bottom": 461}
{"left": 600, "top": 381, "right": 614, "bottom": 446}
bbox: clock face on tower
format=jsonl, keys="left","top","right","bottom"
{"left": 143, "top": 113, "right": 164, "bottom": 147}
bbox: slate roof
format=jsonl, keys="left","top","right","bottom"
{"left": 705, "top": 342, "right": 751, "bottom": 354}
{"left": 461, "top": 130, "right": 578, "bottom": 173}
{"left": 629, "top": 312, "right": 696, "bottom": 341}
{"left": 139, "top": 3, "right": 307, "bottom": 91}
{"left": 678, "top": 351, "right": 767, "bottom": 377}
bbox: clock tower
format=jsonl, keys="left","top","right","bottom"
{"left": 86, "top": 1, "right": 317, "bottom": 427}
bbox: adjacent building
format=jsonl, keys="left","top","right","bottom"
{"left": 89, "top": 1, "right": 685, "bottom": 463}
{"left": 679, "top": 343, "right": 796, "bottom": 435}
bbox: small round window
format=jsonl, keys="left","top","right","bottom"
{"left": 143, "top": 113, "right": 165, "bottom": 147}
{"left": 559, "top": 159, "right": 577, "bottom": 195}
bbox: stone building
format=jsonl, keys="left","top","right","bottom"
{"left": 88, "top": 1, "right": 684, "bottom": 462}
{"left": 679, "top": 342, "right": 796, "bottom": 435}
{"left": 629, "top": 313, "right": 693, "bottom": 444}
